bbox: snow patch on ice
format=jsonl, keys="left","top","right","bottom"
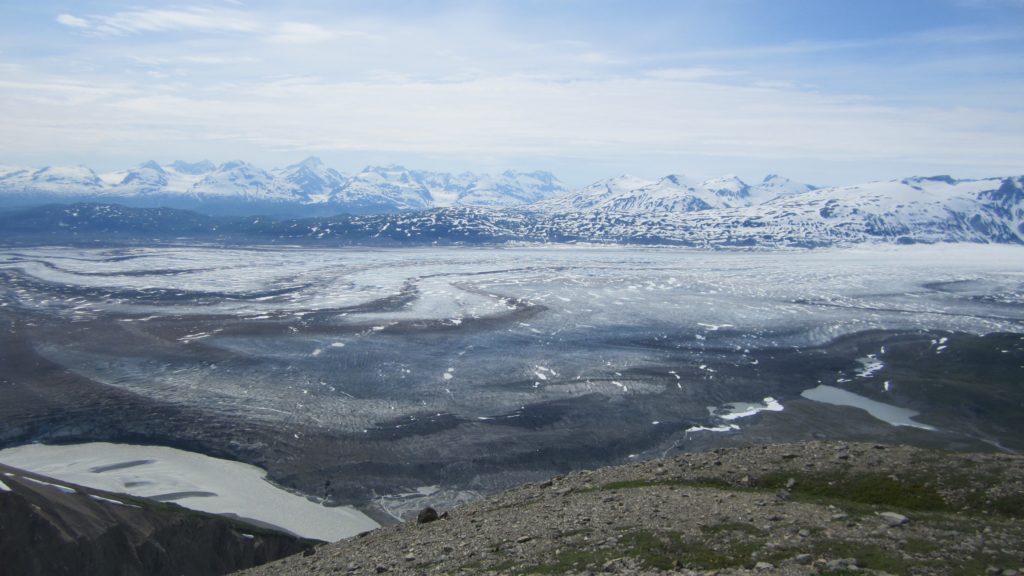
{"left": 709, "top": 397, "right": 784, "bottom": 421}
{"left": 0, "top": 443, "right": 379, "bottom": 541}
{"left": 856, "top": 355, "right": 884, "bottom": 378}
{"left": 686, "top": 424, "right": 740, "bottom": 433}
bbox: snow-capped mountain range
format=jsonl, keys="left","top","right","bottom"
{"left": 524, "top": 175, "right": 1023, "bottom": 246}
{"left": 0, "top": 158, "right": 569, "bottom": 216}
{"left": 1, "top": 159, "right": 1021, "bottom": 247}
{"left": 533, "top": 173, "right": 816, "bottom": 213}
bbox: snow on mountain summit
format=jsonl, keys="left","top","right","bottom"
{"left": 188, "top": 161, "right": 295, "bottom": 201}
{"left": 535, "top": 172, "right": 815, "bottom": 214}
{"left": 751, "top": 174, "right": 818, "bottom": 202}
{"left": 456, "top": 170, "right": 567, "bottom": 208}
{"left": 2, "top": 160, "right": 1021, "bottom": 247}
{"left": 276, "top": 157, "right": 347, "bottom": 203}
{"left": 168, "top": 160, "right": 216, "bottom": 175}
{"left": 0, "top": 165, "right": 107, "bottom": 196}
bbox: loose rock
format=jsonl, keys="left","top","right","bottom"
{"left": 416, "top": 507, "right": 439, "bottom": 524}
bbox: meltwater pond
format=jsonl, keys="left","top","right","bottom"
{"left": 1, "top": 244, "right": 1022, "bottom": 517}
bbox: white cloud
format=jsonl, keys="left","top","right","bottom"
{"left": 644, "top": 67, "right": 740, "bottom": 81}
{"left": 3, "top": 67, "right": 1020, "bottom": 178}
{"left": 56, "top": 14, "right": 90, "bottom": 29}
{"left": 56, "top": 7, "right": 363, "bottom": 48}
{"left": 58, "top": 7, "right": 260, "bottom": 36}
{"left": 20, "top": 4, "right": 1024, "bottom": 181}
{"left": 129, "top": 54, "right": 259, "bottom": 66}
{"left": 268, "top": 22, "right": 338, "bottom": 45}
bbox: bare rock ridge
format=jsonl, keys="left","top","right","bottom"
{"left": 0, "top": 462, "right": 316, "bottom": 576}
{"left": 238, "top": 441, "right": 1024, "bottom": 576}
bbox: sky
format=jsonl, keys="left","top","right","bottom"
{"left": 0, "top": 0, "right": 1022, "bottom": 187}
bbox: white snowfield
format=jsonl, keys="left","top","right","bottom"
{"left": 0, "top": 443, "right": 379, "bottom": 542}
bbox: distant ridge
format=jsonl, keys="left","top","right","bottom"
{"left": 1, "top": 172, "right": 1021, "bottom": 248}
{"left": 0, "top": 159, "right": 570, "bottom": 216}
{"left": 1, "top": 158, "right": 1021, "bottom": 247}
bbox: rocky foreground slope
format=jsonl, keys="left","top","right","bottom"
{"left": 240, "top": 441, "right": 1023, "bottom": 576}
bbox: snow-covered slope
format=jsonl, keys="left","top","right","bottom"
{"left": 456, "top": 170, "right": 567, "bottom": 207}
{"left": 274, "top": 157, "right": 347, "bottom": 204}
{"left": 533, "top": 175, "right": 655, "bottom": 211}
{"left": 0, "top": 165, "right": 108, "bottom": 196}
{"left": 748, "top": 174, "right": 817, "bottom": 202}
{"left": 332, "top": 165, "right": 435, "bottom": 211}
{"left": 263, "top": 174, "right": 1022, "bottom": 247}
{"left": 530, "top": 175, "right": 1024, "bottom": 247}
{"left": 534, "top": 173, "right": 816, "bottom": 214}
{"left": 591, "top": 174, "right": 739, "bottom": 212}
{"left": 188, "top": 160, "right": 296, "bottom": 201}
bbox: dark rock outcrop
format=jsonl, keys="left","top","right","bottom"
{"left": 0, "top": 464, "right": 316, "bottom": 576}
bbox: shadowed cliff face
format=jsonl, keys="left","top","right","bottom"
{"left": 0, "top": 463, "right": 316, "bottom": 576}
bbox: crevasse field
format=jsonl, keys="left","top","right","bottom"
{"left": 1, "top": 244, "right": 1022, "bottom": 523}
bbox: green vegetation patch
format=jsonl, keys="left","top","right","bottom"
{"left": 510, "top": 547, "right": 616, "bottom": 575}
{"left": 700, "top": 521, "right": 767, "bottom": 537}
{"left": 807, "top": 539, "right": 911, "bottom": 573}
{"left": 988, "top": 493, "right": 1024, "bottom": 517}
{"left": 756, "top": 471, "right": 950, "bottom": 512}
{"left": 963, "top": 490, "right": 1024, "bottom": 518}
{"left": 598, "top": 477, "right": 733, "bottom": 492}
{"left": 619, "top": 529, "right": 765, "bottom": 571}
{"left": 902, "top": 538, "right": 940, "bottom": 555}
{"left": 599, "top": 478, "right": 685, "bottom": 491}
{"left": 513, "top": 528, "right": 775, "bottom": 574}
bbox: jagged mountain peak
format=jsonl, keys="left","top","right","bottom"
{"left": 137, "top": 160, "right": 165, "bottom": 173}
{"left": 168, "top": 160, "right": 216, "bottom": 175}
{"left": 706, "top": 173, "right": 744, "bottom": 183}
{"left": 30, "top": 165, "right": 105, "bottom": 189}
{"left": 903, "top": 175, "right": 958, "bottom": 185}
{"left": 118, "top": 162, "right": 169, "bottom": 190}
{"left": 659, "top": 173, "right": 700, "bottom": 188}
{"left": 294, "top": 156, "right": 324, "bottom": 169}
{"left": 362, "top": 164, "right": 410, "bottom": 174}
{"left": 702, "top": 175, "right": 751, "bottom": 200}
{"left": 32, "top": 164, "right": 99, "bottom": 177}
{"left": 217, "top": 160, "right": 254, "bottom": 172}
{"left": 750, "top": 174, "right": 817, "bottom": 201}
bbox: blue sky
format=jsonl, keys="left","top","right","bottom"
{"left": 1, "top": 0, "right": 1022, "bottom": 186}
